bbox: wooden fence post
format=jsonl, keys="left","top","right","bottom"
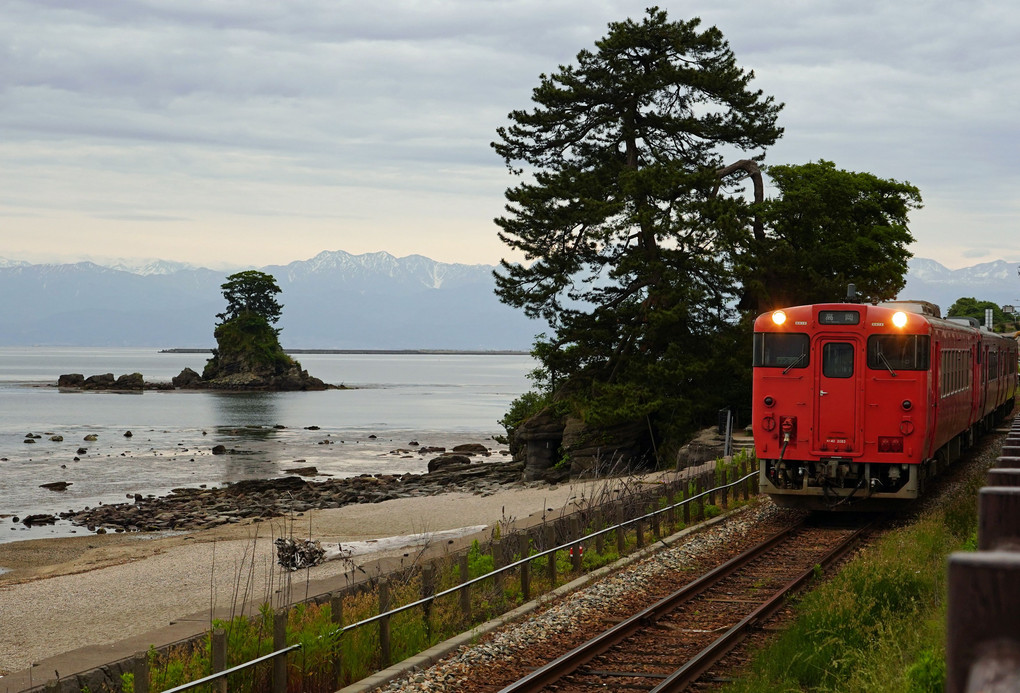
{"left": 946, "top": 552, "right": 1020, "bottom": 693}
{"left": 666, "top": 484, "right": 676, "bottom": 532}
{"left": 979, "top": 487, "right": 1020, "bottom": 551}
{"left": 133, "top": 651, "right": 149, "bottom": 693}
{"left": 545, "top": 524, "right": 557, "bottom": 585}
{"left": 696, "top": 476, "right": 705, "bottom": 522}
{"left": 594, "top": 508, "right": 605, "bottom": 556}
{"left": 421, "top": 564, "right": 435, "bottom": 640}
{"left": 330, "top": 591, "right": 344, "bottom": 688}
{"left": 273, "top": 609, "right": 287, "bottom": 693}
{"left": 683, "top": 480, "right": 691, "bottom": 525}
{"left": 721, "top": 466, "right": 730, "bottom": 510}
{"left": 459, "top": 554, "right": 471, "bottom": 624}
{"left": 212, "top": 628, "right": 227, "bottom": 693}
{"left": 742, "top": 458, "right": 750, "bottom": 501}
{"left": 493, "top": 539, "right": 505, "bottom": 602}
{"left": 570, "top": 517, "right": 582, "bottom": 572}
{"left": 616, "top": 502, "right": 626, "bottom": 556}
{"left": 521, "top": 551, "right": 531, "bottom": 602}
{"left": 379, "top": 578, "right": 391, "bottom": 668}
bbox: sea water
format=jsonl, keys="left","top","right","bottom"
{"left": 0, "top": 348, "right": 534, "bottom": 543}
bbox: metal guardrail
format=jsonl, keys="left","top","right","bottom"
{"left": 153, "top": 465, "right": 759, "bottom": 693}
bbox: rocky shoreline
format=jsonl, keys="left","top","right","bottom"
{"left": 40, "top": 452, "right": 528, "bottom": 536}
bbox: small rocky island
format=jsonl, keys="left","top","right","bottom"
{"left": 59, "top": 270, "right": 328, "bottom": 392}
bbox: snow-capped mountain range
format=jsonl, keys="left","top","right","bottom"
{"left": 0, "top": 251, "right": 1016, "bottom": 348}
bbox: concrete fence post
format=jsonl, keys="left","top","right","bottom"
{"left": 570, "top": 517, "right": 582, "bottom": 572}
{"left": 493, "top": 539, "right": 505, "bottom": 601}
{"left": 683, "top": 480, "right": 691, "bottom": 525}
{"left": 979, "top": 487, "right": 1020, "bottom": 551}
{"left": 379, "top": 577, "right": 391, "bottom": 667}
{"left": 211, "top": 629, "right": 227, "bottom": 693}
{"left": 272, "top": 609, "right": 287, "bottom": 693}
{"left": 133, "top": 651, "right": 149, "bottom": 693}
{"left": 330, "top": 591, "right": 344, "bottom": 688}
{"left": 987, "top": 469, "right": 1020, "bottom": 487}
{"left": 720, "top": 466, "right": 730, "bottom": 510}
{"left": 594, "top": 508, "right": 605, "bottom": 556}
{"left": 459, "top": 554, "right": 471, "bottom": 624}
{"left": 946, "top": 552, "right": 1020, "bottom": 693}
{"left": 615, "top": 502, "right": 626, "bottom": 556}
{"left": 545, "top": 524, "right": 557, "bottom": 585}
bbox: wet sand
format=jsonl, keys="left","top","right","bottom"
{"left": 0, "top": 475, "right": 659, "bottom": 675}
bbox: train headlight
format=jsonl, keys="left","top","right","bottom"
{"left": 892, "top": 311, "right": 908, "bottom": 328}
{"left": 771, "top": 310, "right": 787, "bottom": 325}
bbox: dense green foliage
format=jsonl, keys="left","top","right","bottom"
{"left": 216, "top": 270, "right": 284, "bottom": 326}
{"left": 492, "top": 9, "right": 924, "bottom": 457}
{"left": 947, "top": 296, "right": 1010, "bottom": 329}
{"left": 739, "top": 160, "right": 921, "bottom": 312}
{"left": 492, "top": 7, "right": 782, "bottom": 442}
{"left": 203, "top": 311, "right": 295, "bottom": 379}
{"left": 204, "top": 270, "right": 294, "bottom": 379}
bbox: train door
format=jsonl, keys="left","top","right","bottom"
{"left": 813, "top": 338, "right": 860, "bottom": 453}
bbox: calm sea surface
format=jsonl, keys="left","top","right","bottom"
{"left": 0, "top": 348, "right": 533, "bottom": 544}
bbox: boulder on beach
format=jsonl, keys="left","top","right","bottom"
{"left": 427, "top": 454, "right": 473, "bottom": 473}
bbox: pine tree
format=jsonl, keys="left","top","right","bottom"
{"left": 492, "top": 8, "right": 782, "bottom": 444}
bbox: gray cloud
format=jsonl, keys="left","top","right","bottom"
{"left": 1, "top": 0, "right": 1018, "bottom": 268}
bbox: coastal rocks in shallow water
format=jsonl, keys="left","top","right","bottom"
{"left": 50, "top": 435, "right": 64, "bottom": 442}
{"left": 58, "top": 456, "right": 525, "bottom": 535}
{"left": 211, "top": 445, "right": 227, "bottom": 455}
{"left": 84, "top": 434, "right": 98, "bottom": 441}
{"left": 283, "top": 466, "right": 320, "bottom": 477}
{"left": 172, "top": 367, "right": 202, "bottom": 388}
{"left": 22, "top": 513, "right": 58, "bottom": 526}
{"left": 113, "top": 373, "right": 145, "bottom": 390}
{"left": 83, "top": 373, "right": 116, "bottom": 389}
{"left": 427, "top": 454, "right": 472, "bottom": 472}
{"left": 452, "top": 443, "right": 490, "bottom": 456}
{"left": 58, "top": 373, "right": 85, "bottom": 387}
{"left": 40, "top": 481, "right": 72, "bottom": 491}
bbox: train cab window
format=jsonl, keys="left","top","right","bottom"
{"left": 867, "top": 335, "right": 931, "bottom": 371}
{"left": 822, "top": 342, "right": 855, "bottom": 378}
{"left": 753, "top": 333, "right": 810, "bottom": 369}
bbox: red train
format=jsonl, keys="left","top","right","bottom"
{"left": 752, "top": 299, "right": 1018, "bottom": 509}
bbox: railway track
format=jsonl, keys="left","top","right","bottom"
{"left": 496, "top": 517, "right": 872, "bottom": 692}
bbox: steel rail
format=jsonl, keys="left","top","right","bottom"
{"left": 650, "top": 522, "right": 872, "bottom": 692}
{"left": 496, "top": 520, "right": 808, "bottom": 693}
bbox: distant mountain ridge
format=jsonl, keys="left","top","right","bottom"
{"left": 0, "top": 252, "right": 1016, "bottom": 347}
{"left": 899, "top": 258, "right": 1020, "bottom": 315}
{"left": 0, "top": 250, "right": 540, "bottom": 349}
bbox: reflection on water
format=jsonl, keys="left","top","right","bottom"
{"left": 0, "top": 350, "right": 534, "bottom": 544}
{"left": 211, "top": 391, "right": 281, "bottom": 429}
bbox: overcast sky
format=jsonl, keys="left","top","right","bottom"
{"left": 1, "top": 0, "right": 1017, "bottom": 270}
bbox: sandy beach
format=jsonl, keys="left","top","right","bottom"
{"left": 0, "top": 475, "right": 660, "bottom": 677}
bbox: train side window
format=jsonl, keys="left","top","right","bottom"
{"left": 866, "top": 335, "right": 931, "bottom": 371}
{"left": 753, "top": 333, "right": 810, "bottom": 368}
{"left": 822, "top": 342, "right": 855, "bottom": 378}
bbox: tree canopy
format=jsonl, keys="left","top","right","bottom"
{"left": 947, "top": 297, "right": 1010, "bottom": 329}
{"left": 737, "top": 160, "right": 921, "bottom": 312}
{"left": 216, "top": 270, "right": 283, "bottom": 326}
{"left": 492, "top": 7, "right": 782, "bottom": 445}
